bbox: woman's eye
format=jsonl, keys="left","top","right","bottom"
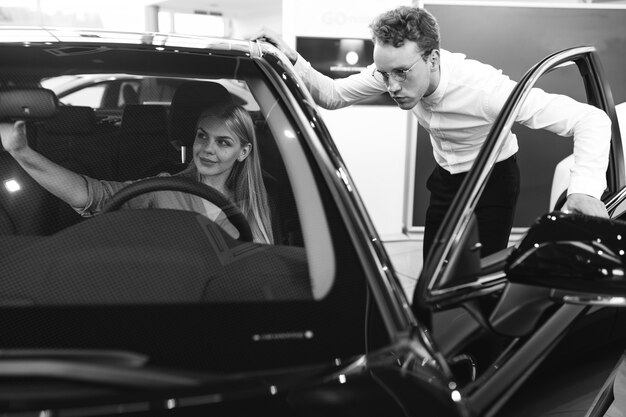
{"left": 217, "top": 139, "right": 231, "bottom": 146}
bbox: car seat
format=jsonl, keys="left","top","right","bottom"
{"left": 116, "top": 104, "right": 181, "bottom": 180}
{"left": 35, "top": 105, "right": 124, "bottom": 230}
{"left": 36, "top": 105, "right": 119, "bottom": 181}
{"left": 0, "top": 150, "right": 77, "bottom": 235}
{"left": 169, "top": 81, "right": 297, "bottom": 245}
{"left": 0, "top": 88, "right": 87, "bottom": 235}
{"left": 122, "top": 84, "right": 140, "bottom": 106}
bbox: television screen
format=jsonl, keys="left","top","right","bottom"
{"left": 295, "top": 36, "right": 393, "bottom": 105}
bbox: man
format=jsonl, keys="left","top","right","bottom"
{"left": 255, "top": 6, "right": 611, "bottom": 259}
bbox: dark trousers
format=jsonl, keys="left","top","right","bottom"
{"left": 423, "top": 154, "right": 520, "bottom": 260}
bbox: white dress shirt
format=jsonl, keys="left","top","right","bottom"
{"left": 293, "top": 49, "right": 611, "bottom": 199}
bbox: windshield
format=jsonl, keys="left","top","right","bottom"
{"left": 0, "top": 39, "right": 381, "bottom": 410}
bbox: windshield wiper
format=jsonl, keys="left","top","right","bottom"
{"left": 0, "top": 349, "right": 200, "bottom": 388}
{"left": 0, "top": 348, "right": 148, "bottom": 367}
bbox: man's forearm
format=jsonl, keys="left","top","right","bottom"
{"left": 293, "top": 54, "right": 387, "bottom": 110}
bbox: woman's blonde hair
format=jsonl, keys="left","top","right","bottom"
{"left": 195, "top": 104, "right": 273, "bottom": 244}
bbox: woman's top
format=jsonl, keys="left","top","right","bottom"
{"left": 73, "top": 168, "right": 238, "bottom": 239}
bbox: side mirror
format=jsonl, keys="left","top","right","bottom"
{"left": 414, "top": 213, "right": 489, "bottom": 311}
{"left": 505, "top": 211, "right": 626, "bottom": 306}
{"left": 0, "top": 88, "right": 58, "bottom": 121}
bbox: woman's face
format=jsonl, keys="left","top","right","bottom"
{"left": 192, "top": 115, "right": 251, "bottom": 184}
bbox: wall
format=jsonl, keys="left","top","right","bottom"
{"left": 281, "top": 0, "right": 416, "bottom": 240}
{"left": 230, "top": 9, "right": 281, "bottom": 40}
{"left": 0, "top": 0, "right": 150, "bottom": 29}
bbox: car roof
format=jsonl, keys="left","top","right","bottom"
{"left": 0, "top": 27, "right": 260, "bottom": 80}
{"left": 0, "top": 28, "right": 270, "bottom": 108}
{"left": 0, "top": 27, "right": 256, "bottom": 55}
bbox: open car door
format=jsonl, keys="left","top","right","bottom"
{"left": 414, "top": 46, "right": 626, "bottom": 417}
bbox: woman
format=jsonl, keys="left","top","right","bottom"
{"left": 0, "top": 104, "right": 273, "bottom": 244}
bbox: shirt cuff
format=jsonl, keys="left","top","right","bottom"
{"left": 567, "top": 175, "right": 607, "bottom": 200}
{"left": 293, "top": 53, "right": 311, "bottom": 77}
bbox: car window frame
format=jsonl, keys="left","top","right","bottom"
{"left": 251, "top": 46, "right": 416, "bottom": 336}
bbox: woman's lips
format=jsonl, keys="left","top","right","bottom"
{"left": 199, "top": 156, "right": 217, "bottom": 164}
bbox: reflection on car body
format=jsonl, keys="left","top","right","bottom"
{"left": 0, "top": 28, "right": 625, "bottom": 416}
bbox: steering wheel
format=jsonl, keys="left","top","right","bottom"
{"left": 101, "top": 176, "right": 253, "bottom": 242}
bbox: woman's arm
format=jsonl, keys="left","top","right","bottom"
{"left": 0, "top": 120, "right": 89, "bottom": 208}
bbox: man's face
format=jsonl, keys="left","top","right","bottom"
{"left": 373, "top": 40, "right": 438, "bottom": 110}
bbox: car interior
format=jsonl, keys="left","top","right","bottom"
{"left": 1, "top": 77, "right": 295, "bottom": 238}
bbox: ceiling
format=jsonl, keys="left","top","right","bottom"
{"left": 153, "top": 0, "right": 281, "bottom": 18}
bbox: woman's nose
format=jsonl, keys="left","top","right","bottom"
{"left": 203, "top": 138, "right": 217, "bottom": 153}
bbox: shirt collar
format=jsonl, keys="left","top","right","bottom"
{"left": 421, "top": 49, "right": 450, "bottom": 107}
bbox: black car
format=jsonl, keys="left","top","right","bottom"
{"left": 0, "top": 28, "right": 625, "bottom": 417}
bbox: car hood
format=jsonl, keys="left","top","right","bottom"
{"left": 0, "top": 343, "right": 460, "bottom": 416}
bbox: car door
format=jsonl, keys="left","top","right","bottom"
{"left": 415, "top": 46, "right": 626, "bottom": 417}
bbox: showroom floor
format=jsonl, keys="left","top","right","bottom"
{"left": 383, "top": 239, "right": 422, "bottom": 303}
{"left": 384, "top": 232, "right": 526, "bottom": 303}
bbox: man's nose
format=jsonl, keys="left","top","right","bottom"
{"left": 387, "top": 78, "right": 401, "bottom": 94}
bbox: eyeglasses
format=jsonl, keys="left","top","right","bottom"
{"left": 372, "top": 56, "right": 422, "bottom": 84}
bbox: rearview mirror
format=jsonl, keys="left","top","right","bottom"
{"left": 506, "top": 211, "right": 626, "bottom": 306}
{"left": 0, "top": 88, "right": 57, "bottom": 121}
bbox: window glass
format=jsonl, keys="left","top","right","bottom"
{"left": 35, "top": 72, "right": 340, "bottom": 303}
{"left": 0, "top": 41, "right": 377, "bottom": 377}
{"left": 59, "top": 84, "right": 106, "bottom": 107}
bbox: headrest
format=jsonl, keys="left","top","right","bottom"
{"left": 41, "top": 106, "right": 97, "bottom": 134}
{"left": 121, "top": 104, "right": 168, "bottom": 134}
{"left": 122, "top": 84, "right": 139, "bottom": 105}
{"left": 0, "top": 88, "right": 58, "bottom": 121}
{"left": 169, "top": 81, "right": 235, "bottom": 147}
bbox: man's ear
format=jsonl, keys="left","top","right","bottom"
{"left": 238, "top": 143, "right": 252, "bottom": 161}
{"left": 430, "top": 49, "right": 440, "bottom": 70}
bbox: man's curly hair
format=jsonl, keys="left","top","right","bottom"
{"left": 369, "top": 6, "right": 440, "bottom": 60}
